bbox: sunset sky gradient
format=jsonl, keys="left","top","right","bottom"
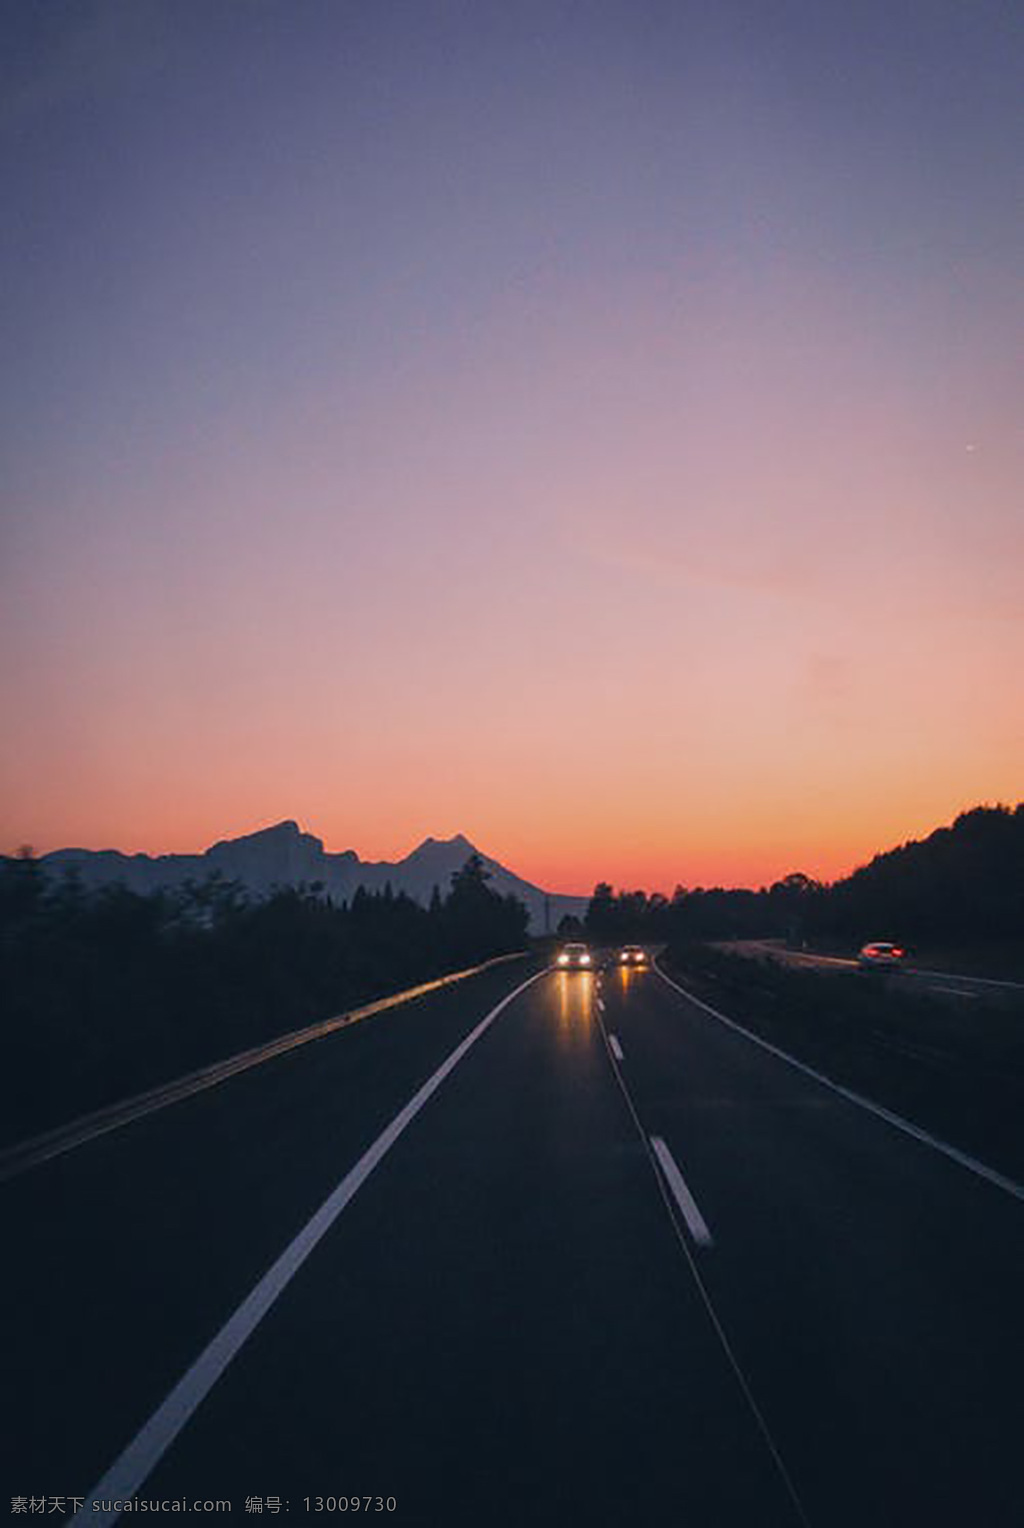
{"left": 3, "top": 1, "right": 1022, "bottom": 893}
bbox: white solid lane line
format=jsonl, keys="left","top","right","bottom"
{"left": 655, "top": 964, "right": 1024, "bottom": 1203}
{"left": 650, "top": 1136, "right": 713, "bottom": 1247}
{"left": 608, "top": 1033, "right": 624, "bottom": 1061}
{"left": 72, "top": 967, "right": 549, "bottom": 1525}
{"left": 911, "top": 965, "right": 1024, "bottom": 991}
{"left": 0, "top": 951, "right": 530, "bottom": 1184}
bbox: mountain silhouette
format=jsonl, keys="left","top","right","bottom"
{"left": 41, "top": 821, "right": 586, "bottom": 933}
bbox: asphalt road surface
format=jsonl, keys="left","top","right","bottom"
{"left": 721, "top": 939, "right": 1024, "bottom": 999}
{"left": 5, "top": 956, "right": 1022, "bottom": 1526}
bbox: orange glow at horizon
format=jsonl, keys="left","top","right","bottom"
{"left": 3, "top": 11, "right": 1021, "bottom": 897}
{"left": 6, "top": 782, "right": 1020, "bottom": 898}
{"left": 7, "top": 311, "right": 1019, "bottom": 895}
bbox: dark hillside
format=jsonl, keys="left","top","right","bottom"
{"left": 816, "top": 804, "right": 1024, "bottom": 944}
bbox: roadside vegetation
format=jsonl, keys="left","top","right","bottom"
{"left": 0, "top": 852, "right": 528, "bottom": 1148}
{"left": 584, "top": 803, "right": 1024, "bottom": 965}
{"left": 582, "top": 803, "right": 1024, "bottom": 1180}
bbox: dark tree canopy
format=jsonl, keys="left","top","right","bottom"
{"left": 583, "top": 803, "right": 1024, "bottom": 947}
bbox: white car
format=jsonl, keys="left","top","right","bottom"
{"left": 618, "top": 944, "right": 649, "bottom": 966}
{"left": 556, "top": 942, "right": 594, "bottom": 970}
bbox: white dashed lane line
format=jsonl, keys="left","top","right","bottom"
{"left": 650, "top": 1135, "right": 714, "bottom": 1247}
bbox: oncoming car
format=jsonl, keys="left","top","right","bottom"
{"left": 556, "top": 942, "right": 594, "bottom": 970}
{"left": 618, "top": 944, "right": 649, "bottom": 966}
{"left": 858, "top": 941, "right": 907, "bottom": 971}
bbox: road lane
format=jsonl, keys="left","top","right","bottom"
{"left": 131, "top": 967, "right": 801, "bottom": 1524}
{"left": 4, "top": 957, "right": 545, "bottom": 1495}
{"left": 0, "top": 953, "right": 530, "bottom": 1181}
{"left": 13, "top": 950, "right": 1018, "bottom": 1525}
{"left": 71, "top": 968, "right": 550, "bottom": 1519}
{"left": 598, "top": 962, "right": 1024, "bottom": 1528}
{"left": 722, "top": 939, "right": 1024, "bottom": 997}
{"left": 658, "top": 965, "right": 1024, "bottom": 1202}
{"left": 7, "top": 960, "right": 802, "bottom": 1525}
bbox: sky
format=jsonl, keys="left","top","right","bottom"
{"left": 2, "top": 0, "right": 1022, "bottom": 894}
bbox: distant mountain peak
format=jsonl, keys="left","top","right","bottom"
{"left": 408, "top": 832, "right": 476, "bottom": 859}
{"left": 37, "top": 820, "right": 588, "bottom": 931}
{"left": 259, "top": 818, "right": 302, "bottom": 836}
{"left": 209, "top": 819, "right": 314, "bottom": 848}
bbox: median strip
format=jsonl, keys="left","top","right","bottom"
{"left": 0, "top": 952, "right": 529, "bottom": 1183}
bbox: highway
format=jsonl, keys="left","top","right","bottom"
{"left": 5, "top": 956, "right": 1023, "bottom": 1526}
{"left": 720, "top": 939, "right": 1024, "bottom": 999}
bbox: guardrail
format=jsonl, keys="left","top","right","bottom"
{"left": 0, "top": 950, "right": 530, "bottom": 1184}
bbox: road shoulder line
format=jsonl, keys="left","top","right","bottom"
{"left": 71, "top": 966, "right": 548, "bottom": 1525}
{"left": 0, "top": 952, "right": 530, "bottom": 1183}
{"left": 655, "top": 963, "right": 1024, "bottom": 1203}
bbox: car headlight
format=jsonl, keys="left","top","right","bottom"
{"left": 580, "top": 953, "right": 591, "bottom": 964}
{"left": 557, "top": 954, "right": 568, "bottom": 965}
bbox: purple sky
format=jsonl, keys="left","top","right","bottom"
{"left": 3, "top": 1, "right": 1022, "bottom": 891}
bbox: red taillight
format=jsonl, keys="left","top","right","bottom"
{"left": 892, "top": 948, "right": 904, "bottom": 958}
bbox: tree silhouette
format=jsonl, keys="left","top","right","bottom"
{"left": 0, "top": 849, "right": 529, "bottom": 1148}
{"left": 585, "top": 883, "right": 617, "bottom": 939}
